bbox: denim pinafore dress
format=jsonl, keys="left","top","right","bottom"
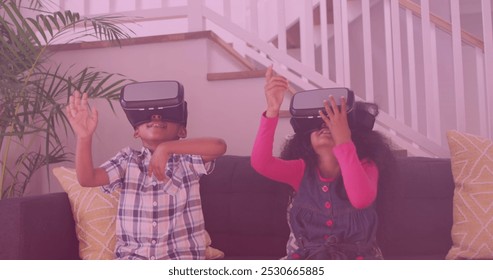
{"left": 285, "top": 169, "right": 383, "bottom": 260}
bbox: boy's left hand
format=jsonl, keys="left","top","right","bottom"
{"left": 148, "top": 145, "right": 170, "bottom": 182}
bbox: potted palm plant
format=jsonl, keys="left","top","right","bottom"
{"left": 0, "top": 0, "right": 134, "bottom": 199}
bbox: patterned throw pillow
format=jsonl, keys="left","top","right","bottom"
{"left": 53, "top": 166, "right": 224, "bottom": 260}
{"left": 446, "top": 130, "right": 493, "bottom": 259}
{"left": 53, "top": 166, "right": 118, "bottom": 259}
{"left": 204, "top": 230, "right": 225, "bottom": 259}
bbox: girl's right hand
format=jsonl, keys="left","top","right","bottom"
{"left": 66, "top": 91, "right": 98, "bottom": 140}
{"left": 319, "top": 95, "right": 352, "bottom": 146}
{"left": 264, "top": 65, "right": 289, "bottom": 118}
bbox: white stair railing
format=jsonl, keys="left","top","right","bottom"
{"left": 52, "top": 0, "right": 492, "bottom": 157}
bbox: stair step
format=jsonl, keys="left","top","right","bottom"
{"left": 208, "top": 32, "right": 256, "bottom": 70}
{"left": 393, "top": 149, "right": 408, "bottom": 157}
{"left": 48, "top": 30, "right": 257, "bottom": 73}
{"left": 207, "top": 69, "right": 265, "bottom": 81}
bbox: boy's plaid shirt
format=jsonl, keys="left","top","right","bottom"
{"left": 101, "top": 147, "right": 214, "bottom": 260}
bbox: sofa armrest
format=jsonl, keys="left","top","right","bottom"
{"left": 0, "top": 192, "right": 79, "bottom": 260}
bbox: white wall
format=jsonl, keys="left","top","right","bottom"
{"left": 24, "top": 36, "right": 294, "bottom": 196}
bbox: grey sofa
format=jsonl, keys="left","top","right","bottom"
{"left": 0, "top": 155, "right": 455, "bottom": 260}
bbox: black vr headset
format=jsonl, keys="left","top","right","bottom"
{"left": 289, "top": 87, "right": 375, "bottom": 134}
{"left": 120, "top": 81, "right": 188, "bottom": 128}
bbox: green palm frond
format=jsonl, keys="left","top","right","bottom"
{"left": 1, "top": 1, "right": 134, "bottom": 46}
{"left": 0, "top": 0, "right": 135, "bottom": 199}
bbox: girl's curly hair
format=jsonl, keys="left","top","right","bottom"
{"left": 280, "top": 101, "right": 396, "bottom": 199}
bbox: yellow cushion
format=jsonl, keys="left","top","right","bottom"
{"left": 53, "top": 166, "right": 224, "bottom": 260}
{"left": 53, "top": 166, "right": 118, "bottom": 259}
{"left": 204, "top": 230, "right": 224, "bottom": 259}
{"left": 446, "top": 130, "right": 493, "bottom": 259}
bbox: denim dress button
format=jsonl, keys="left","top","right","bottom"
{"left": 288, "top": 171, "right": 379, "bottom": 259}
{"left": 291, "top": 253, "right": 301, "bottom": 259}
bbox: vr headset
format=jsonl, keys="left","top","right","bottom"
{"left": 120, "top": 81, "right": 188, "bottom": 128}
{"left": 289, "top": 87, "right": 375, "bottom": 134}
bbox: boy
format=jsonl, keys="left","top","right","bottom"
{"left": 66, "top": 82, "right": 227, "bottom": 260}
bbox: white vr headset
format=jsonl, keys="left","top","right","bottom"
{"left": 120, "top": 80, "right": 188, "bottom": 128}
{"left": 289, "top": 87, "right": 375, "bottom": 133}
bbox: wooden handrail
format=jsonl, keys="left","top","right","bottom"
{"left": 399, "top": 0, "right": 484, "bottom": 50}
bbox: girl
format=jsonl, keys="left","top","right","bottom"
{"left": 251, "top": 66, "right": 395, "bottom": 259}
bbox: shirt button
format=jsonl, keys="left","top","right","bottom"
{"left": 150, "top": 256, "right": 155, "bottom": 260}
{"left": 324, "top": 201, "right": 331, "bottom": 209}
{"left": 151, "top": 239, "right": 157, "bottom": 245}
{"left": 321, "top": 185, "right": 329, "bottom": 192}
{"left": 326, "top": 219, "right": 334, "bottom": 227}
{"left": 291, "top": 253, "right": 301, "bottom": 259}
{"left": 153, "top": 201, "right": 158, "bottom": 207}
{"left": 151, "top": 182, "right": 157, "bottom": 187}
{"left": 152, "top": 221, "right": 157, "bottom": 227}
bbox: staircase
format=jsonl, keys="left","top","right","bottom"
{"left": 52, "top": 0, "right": 493, "bottom": 157}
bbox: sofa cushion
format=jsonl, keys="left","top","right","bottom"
{"left": 446, "top": 130, "right": 493, "bottom": 259}
{"left": 204, "top": 230, "right": 224, "bottom": 259}
{"left": 53, "top": 166, "right": 118, "bottom": 260}
{"left": 0, "top": 193, "right": 79, "bottom": 260}
{"left": 200, "top": 155, "right": 292, "bottom": 259}
{"left": 53, "top": 166, "right": 224, "bottom": 260}
{"left": 376, "top": 157, "right": 454, "bottom": 259}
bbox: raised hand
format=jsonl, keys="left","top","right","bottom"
{"left": 264, "top": 65, "right": 289, "bottom": 118}
{"left": 319, "top": 95, "right": 352, "bottom": 146}
{"left": 66, "top": 91, "right": 98, "bottom": 139}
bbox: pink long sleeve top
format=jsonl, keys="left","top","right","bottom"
{"left": 251, "top": 113, "right": 379, "bottom": 209}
